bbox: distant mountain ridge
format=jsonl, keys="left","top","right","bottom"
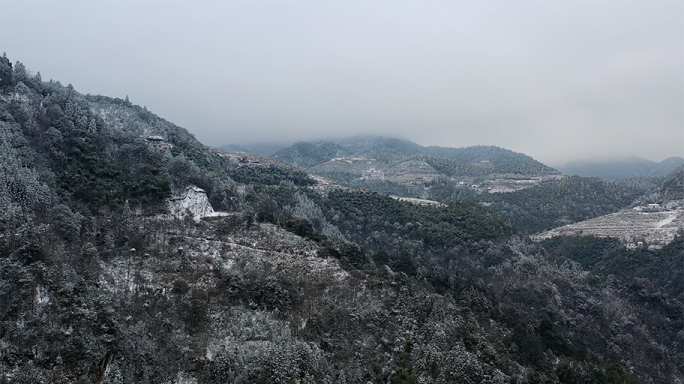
{"left": 270, "top": 137, "right": 565, "bottom": 202}
{"left": 271, "top": 137, "right": 561, "bottom": 200}
{"left": 274, "top": 136, "right": 552, "bottom": 169}
{"left": 220, "top": 142, "right": 288, "bottom": 157}
{"left": 559, "top": 156, "right": 684, "bottom": 180}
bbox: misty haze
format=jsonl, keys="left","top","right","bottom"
{"left": 1, "top": 1, "right": 682, "bottom": 166}
{"left": 0, "top": 1, "right": 683, "bottom": 383}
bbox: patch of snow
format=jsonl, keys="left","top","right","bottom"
{"left": 656, "top": 211, "right": 677, "bottom": 228}
{"left": 35, "top": 285, "right": 50, "bottom": 305}
{"left": 531, "top": 208, "right": 684, "bottom": 249}
{"left": 171, "top": 372, "right": 197, "bottom": 384}
{"left": 390, "top": 196, "right": 445, "bottom": 207}
{"left": 167, "top": 186, "right": 229, "bottom": 222}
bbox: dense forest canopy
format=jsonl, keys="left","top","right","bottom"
{"left": 471, "top": 176, "right": 660, "bottom": 234}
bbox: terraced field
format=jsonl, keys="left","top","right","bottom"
{"left": 532, "top": 202, "right": 684, "bottom": 249}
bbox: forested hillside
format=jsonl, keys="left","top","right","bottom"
{"left": 273, "top": 137, "right": 554, "bottom": 169}
{"left": 272, "top": 138, "right": 661, "bottom": 235}
{"left": 541, "top": 235, "right": 684, "bottom": 300}
{"left": 471, "top": 176, "right": 660, "bottom": 234}
{"left": 272, "top": 137, "right": 562, "bottom": 203}
{"left": 657, "top": 166, "right": 684, "bottom": 201}
{"left": 1, "top": 55, "right": 681, "bottom": 383}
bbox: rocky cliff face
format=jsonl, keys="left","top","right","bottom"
{"left": 166, "top": 186, "right": 230, "bottom": 222}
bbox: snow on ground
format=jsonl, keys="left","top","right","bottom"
{"left": 166, "top": 186, "right": 230, "bottom": 222}
{"left": 531, "top": 204, "right": 684, "bottom": 249}
{"left": 656, "top": 211, "right": 677, "bottom": 228}
{"left": 390, "top": 196, "right": 445, "bottom": 207}
{"left": 96, "top": 222, "right": 348, "bottom": 301}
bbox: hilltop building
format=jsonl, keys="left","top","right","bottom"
{"left": 144, "top": 135, "right": 173, "bottom": 150}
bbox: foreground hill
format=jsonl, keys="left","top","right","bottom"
{"left": 559, "top": 156, "right": 684, "bottom": 181}
{"left": 0, "top": 55, "right": 681, "bottom": 383}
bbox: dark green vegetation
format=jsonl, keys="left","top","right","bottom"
{"left": 471, "top": 176, "right": 659, "bottom": 234}
{"left": 273, "top": 138, "right": 559, "bottom": 196}
{"left": 424, "top": 156, "right": 554, "bottom": 178}
{"left": 274, "top": 137, "right": 556, "bottom": 171}
{"left": 542, "top": 235, "right": 684, "bottom": 300}
{"left": 230, "top": 164, "right": 315, "bottom": 186}
{"left": 273, "top": 141, "right": 346, "bottom": 168}
{"left": 272, "top": 138, "right": 662, "bottom": 235}
{"left": 325, "top": 190, "right": 511, "bottom": 248}
{"left": 274, "top": 138, "right": 560, "bottom": 188}
{"left": 658, "top": 166, "right": 684, "bottom": 201}
{"left": 1, "top": 55, "right": 681, "bottom": 383}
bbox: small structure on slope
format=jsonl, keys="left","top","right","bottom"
{"left": 144, "top": 134, "right": 173, "bottom": 150}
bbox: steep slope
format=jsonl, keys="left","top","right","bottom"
{"left": 0, "top": 55, "right": 680, "bottom": 383}
{"left": 540, "top": 235, "right": 684, "bottom": 301}
{"left": 658, "top": 166, "right": 684, "bottom": 201}
{"left": 652, "top": 158, "right": 684, "bottom": 178}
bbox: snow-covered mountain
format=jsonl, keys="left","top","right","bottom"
{"left": 1, "top": 55, "right": 681, "bottom": 383}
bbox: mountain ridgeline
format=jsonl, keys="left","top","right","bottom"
{"left": 274, "top": 137, "right": 556, "bottom": 171}
{"left": 271, "top": 138, "right": 566, "bottom": 209}
{"left": 0, "top": 55, "right": 681, "bottom": 383}
{"left": 559, "top": 157, "right": 684, "bottom": 181}
{"left": 271, "top": 138, "right": 661, "bottom": 235}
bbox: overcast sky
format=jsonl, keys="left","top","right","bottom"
{"left": 1, "top": 1, "right": 682, "bottom": 166}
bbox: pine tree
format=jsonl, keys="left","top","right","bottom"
{"left": 0, "top": 53, "right": 14, "bottom": 91}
